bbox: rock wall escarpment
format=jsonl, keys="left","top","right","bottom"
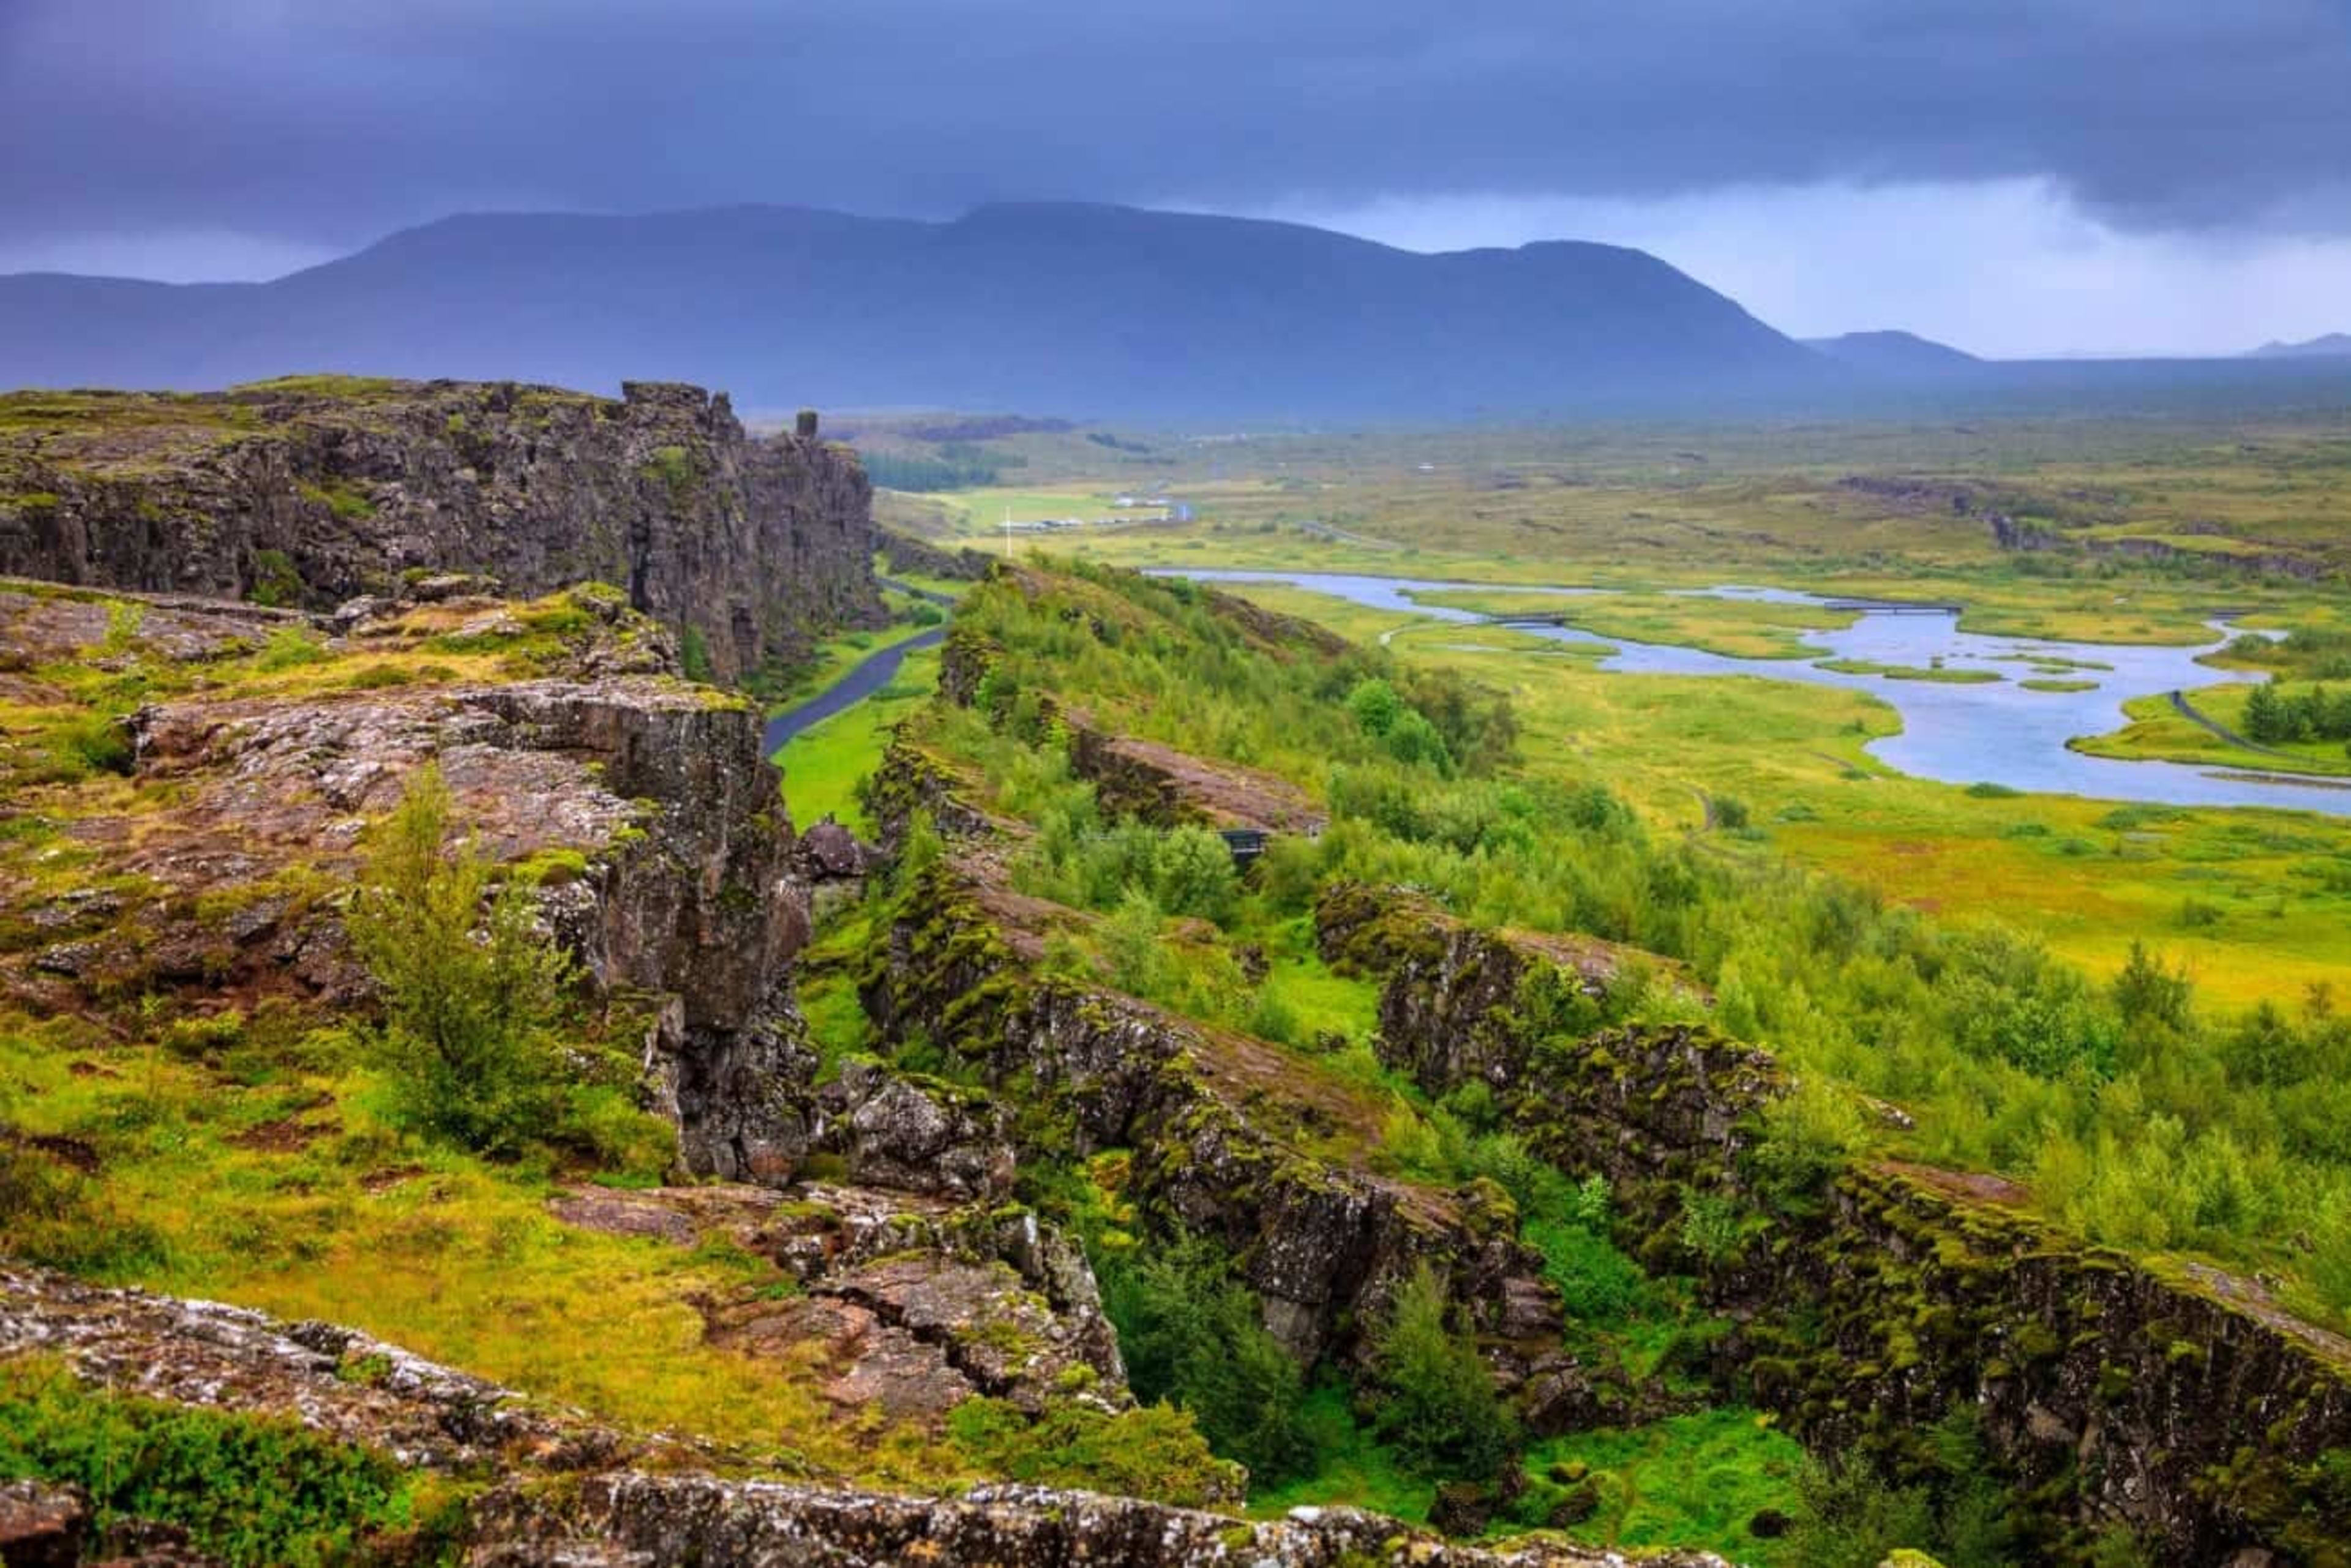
{"left": 0, "top": 1264, "right": 1732, "bottom": 1568}
{"left": 1318, "top": 880, "right": 2351, "bottom": 1566}
{"left": 861, "top": 855, "right": 1566, "bottom": 1383}
{"left": 0, "top": 378, "right": 883, "bottom": 680}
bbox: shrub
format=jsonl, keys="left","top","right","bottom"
{"left": 1097, "top": 1235, "right": 1316, "bottom": 1483}
{"left": 343, "top": 765, "right": 576, "bottom": 1155}
{"left": 247, "top": 549, "right": 304, "bottom": 607}
{"left": 946, "top": 1397, "right": 1239, "bottom": 1508}
{"left": 55, "top": 713, "right": 133, "bottom": 779}
{"left": 0, "top": 1141, "right": 167, "bottom": 1278}
{"left": 1154, "top": 824, "right": 1239, "bottom": 923}
{"left": 1368, "top": 1263, "right": 1516, "bottom": 1482}
{"left": 255, "top": 625, "right": 328, "bottom": 671}
{"left": 680, "top": 624, "right": 714, "bottom": 683}
{"left": 0, "top": 1359, "right": 446, "bottom": 1566}
{"left": 1749, "top": 1078, "right": 1869, "bottom": 1216}
{"left": 1348, "top": 677, "right": 1406, "bottom": 738}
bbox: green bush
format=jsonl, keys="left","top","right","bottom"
{"left": 255, "top": 625, "right": 328, "bottom": 671}
{"left": 1097, "top": 1235, "right": 1316, "bottom": 1483}
{"left": 1348, "top": 677, "right": 1406, "bottom": 737}
{"left": 1368, "top": 1264, "right": 1516, "bottom": 1482}
{"left": 680, "top": 624, "right": 714, "bottom": 683}
{"left": 0, "top": 1360, "right": 451, "bottom": 1566}
{"left": 343, "top": 765, "right": 576, "bottom": 1155}
{"left": 0, "top": 1142, "right": 167, "bottom": 1278}
{"left": 1154, "top": 824, "right": 1239, "bottom": 923}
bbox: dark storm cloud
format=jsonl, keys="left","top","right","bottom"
{"left": 4, "top": 0, "right": 2349, "bottom": 253}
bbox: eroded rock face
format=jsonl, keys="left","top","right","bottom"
{"left": 0, "top": 379, "right": 883, "bottom": 680}
{"left": 1322, "top": 879, "right": 2351, "bottom": 1564}
{"left": 863, "top": 861, "right": 1562, "bottom": 1371}
{"left": 818, "top": 1060, "right": 1016, "bottom": 1202}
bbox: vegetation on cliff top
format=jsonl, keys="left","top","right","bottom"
{"left": 932, "top": 557, "right": 2351, "bottom": 1334}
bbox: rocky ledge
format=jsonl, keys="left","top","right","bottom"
{"left": 0, "top": 377, "right": 883, "bottom": 680}
{"left": 0, "top": 1266, "right": 1728, "bottom": 1568}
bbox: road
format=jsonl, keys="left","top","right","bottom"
{"left": 760, "top": 577, "right": 961, "bottom": 754}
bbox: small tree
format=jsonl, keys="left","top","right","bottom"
{"left": 345, "top": 765, "right": 575, "bottom": 1154}
{"left": 1347, "top": 677, "right": 1405, "bottom": 738}
{"left": 1370, "top": 1263, "right": 1515, "bottom": 1482}
{"left": 2244, "top": 679, "right": 2289, "bottom": 745}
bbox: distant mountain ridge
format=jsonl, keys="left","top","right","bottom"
{"left": 1802, "top": 329, "right": 1984, "bottom": 376}
{"left": 2249, "top": 333, "right": 2351, "bottom": 359}
{"left": 0, "top": 202, "right": 1833, "bottom": 420}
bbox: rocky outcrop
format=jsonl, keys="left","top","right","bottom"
{"left": 464, "top": 1471, "right": 1728, "bottom": 1567}
{"left": 863, "top": 861, "right": 1562, "bottom": 1372}
{"left": 0, "top": 378, "right": 883, "bottom": 680}
{"left": 0, "top": 579, "right": 815, "bottom": 1185}
{"left": 1324, "top": 879, "right": 2351, "bottom": 1564}
{"left": 546, "top": 1179, "right": 1126, "bottom": 1419}
{"left": 0, "top": 1265, "right": 1723, "bottom": 1568}
{"left": 1316, "top": 880, "right": 1699, "bottom": 1111}
{"left": 1067, "top": 722, "right": 1327, "bottom": 834}
{"left": 878, "top": 528, "right": 994, "bottom": 583}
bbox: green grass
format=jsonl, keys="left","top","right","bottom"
{"left": 1247, "top": 1380, "right": 1435, "bottom": 1523}
{"left": 1522, "top": 1408, "right": 1807, "bottom": 1563}
{"left": 1410, "top": 588, "right": 1852, "bottom": 660}
{"left": 774, "top": 648, "right": 941, "bottom": 835}
{"left": 2021, "top": 678, "right": 2099, "bottom": 693}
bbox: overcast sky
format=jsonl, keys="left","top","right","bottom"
{"left": 4, "top": 0, "right": 2347, "bottom": 356}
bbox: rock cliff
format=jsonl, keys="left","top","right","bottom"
{"left": 0, "top": 1264, "right": 1730, "bottom": 1568}
{"left": 0, "top": 378, "right": 882, "bottom": 681}
{"left": 0, "top": 574, "right": 812, "bottom": 1181}
{"left": 1321, "top": 879, "right": 2351, "bottom": 1564}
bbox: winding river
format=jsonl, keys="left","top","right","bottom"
{"left": 1152, "top": 569, "right": 2351, "bottom": 818}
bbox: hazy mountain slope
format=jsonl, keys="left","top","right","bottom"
{"left": 1802, "top": 329, "right": 1985, "bottom": 375}
{"left": 0, "top": 203, "right": 1832, "bottom": 419}
{"left": 2249, "top": 332, "right": 2351, "bottom": 359}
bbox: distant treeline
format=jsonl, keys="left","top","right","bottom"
{"left": 860, "top": 441, "right": 1029, "bottom": 492}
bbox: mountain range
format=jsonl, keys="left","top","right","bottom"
{"left": 5, "top": 203, "right": 2348, "bottom": 421}
{"left": 0, "top": 203, "right": 1832, "bottom": 420}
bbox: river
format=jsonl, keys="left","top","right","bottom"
{"left": 1151, "top": 569, "right": 2351, "bottom": 817}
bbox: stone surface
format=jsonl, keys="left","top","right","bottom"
{"left": 1, "top": 1267, "right": 1706, "bottom": 1567}
{"left": 463, "top": 1471, "right": 1728, "bottom": 1568}
{"left": 0, "top": 379, "right": 883, "bottom": 680}
{"left": 818, "top": 1059, "right": 1014, "bottom": 1201}
{"left": 0, "top": 1482, "right": 89, "bottom": 1568}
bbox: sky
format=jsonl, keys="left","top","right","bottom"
{"left": 2, "top": 0, "right": 2347, "bottom": 357}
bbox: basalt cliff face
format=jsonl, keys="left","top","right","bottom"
{"left": 1319, "top": 879, "right": 2351, "bottom": 1566}
{"left": 0, "top": 377, "right": 882, "bottom": 681}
